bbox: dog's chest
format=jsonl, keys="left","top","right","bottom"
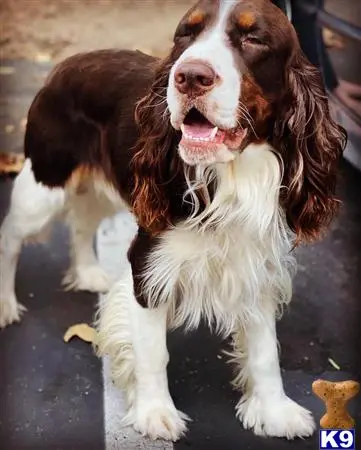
{"left": 161, "top": 224, "right": 260, "bottom": 297}
{"left": 145, "top": 221, "right": 277, "bottom": 332}
{"left": 142, "top": 145, "right": 293, "bottom": 331}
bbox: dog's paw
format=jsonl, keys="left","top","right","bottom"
{"left": 124, "top": 399, "right": 189, "bottom": 441}
{"left": 63, "top": 265, "right": 113, "bottom": 293}
{"left": 0, "top": 296, "right": 27, "bottom": 328}
{"left": 236, "top": 393, "right": 315, "bottom": 439}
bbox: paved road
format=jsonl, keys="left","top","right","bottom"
{"left": 0, "top": 59, "right": 360, "bottom": 450}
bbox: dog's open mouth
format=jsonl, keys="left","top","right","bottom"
{"left": 179, "top": 108, "right": 247, "bottom": 161}
{"left": 181, "top": 108, "right": 226, "bottom": 145}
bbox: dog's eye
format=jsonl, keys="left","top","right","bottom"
{"left": 240, "top": 34, "right": 269, "bottom": 51}
{"left": 175, "top": 25, "right": 194, "bottom": 39}
{"left": 174, "top": 22, "right": 204, "bottom": 42}
{"left": 244, "top": 36, "right": 264, "bottom": 45}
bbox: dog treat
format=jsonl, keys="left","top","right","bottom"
{"left": 312, "top": 379, "right": 360, "bottom": 429}
{"left": 63, "top": 323, "right": 97, "bottom": 344}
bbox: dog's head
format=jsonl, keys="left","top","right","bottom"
{"left": 132, "top": 0, "right": 346, "bottom": 241}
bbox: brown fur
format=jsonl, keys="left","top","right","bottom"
{"left": 240, "top": 74, "right": 273, "bottom": 140}
{"left": 131, "top": 55, "right": 181, "bottom": 234}
{"left": 131, "top": 0, "right": 346, "bottom": 242}
{"left": 274, "top": 47, "right": 346, "bottom": 243}
{"left": 25, "top": 49, "right": 157, "bottom": 202}
{"left": 238, "top": 11, "right": 256, "bottom": 28}
{"left": 188, "top": 8, "right": 206, "bottom": 26}
{"left": 24, "top": 0, "right": 346, "bottom": 247}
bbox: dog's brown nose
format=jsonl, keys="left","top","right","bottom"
{"left": 174, "top": 60, "right": 216, "bottom": 96}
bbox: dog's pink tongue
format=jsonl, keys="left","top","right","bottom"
{"left": 183, "top": 123, "right": 215, "bottom": 139}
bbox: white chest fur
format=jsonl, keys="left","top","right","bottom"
{"left": 141, "top": 144, "right": 295, "bottom": 335}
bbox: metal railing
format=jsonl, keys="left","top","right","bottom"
{"left": 276, "top": 0, "right": 361, "bottom": 43}
{"left": 318, "top": 9, "right": 361, "bottom": 43}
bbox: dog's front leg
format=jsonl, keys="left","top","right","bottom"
{"left": 126, "top": 287, "right": 188, "bottom": 441}
{"left": 232, "top": 302, "right": 315, "bottom": 439}
{"left": 124, "top": 229, "right": 188, "bottom": 441}
{"left": 98, "top": 262, "right": 188, "bottom": 441}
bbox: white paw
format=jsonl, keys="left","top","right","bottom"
{"left": 0, "top": 296, "right": 27, "bottom": 328}
{"left": 123, "top": 399, "right": 189, "bottom": 441}
{"left": 236, "top": 393, "right": 315, "bottom": 439}
{"left": 63, "top": 265, "right": 113, "bottom": 293}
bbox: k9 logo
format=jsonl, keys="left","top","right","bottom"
{"left": 319, "top": 430, "right": 355, "bottom": 449}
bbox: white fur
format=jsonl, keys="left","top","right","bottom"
{"left": 1, "top": 149, "right": 316, "bottom": 440}
{"left": 96, "top": 269, "right": 137, "bottom": 407}
{"left": 62, "top": 178, "right": 122, "bottom": 293}
{"left": 1, "top": 9, "right": 316, "bottom": 438}
{"left": 141, "top": 144, "right": 294, "bottom": 335}
{"left": 96, "top": 267, "right": 188, "bottom": 441}
{"left": 167, "top": 0, "right": 240, "bottom": 131}
{"left": 0, "top": 159, "right": 124, "bottom": 328}
{"left": 97, "top": 142, "right": 315, "bottom": 441}
{"left": 0, "top": 160, "right": 64, "bottom": 327}
{"left": 229, "top": 303, "right": 315, "bottom": 438}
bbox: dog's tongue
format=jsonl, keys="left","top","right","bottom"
{"left": 182, "top": 122, "right": 216, "bottom": 139}
{"left": 181, "top": 123, "right": 226, "bottom": 144}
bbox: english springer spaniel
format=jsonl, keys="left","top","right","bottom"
{"left": 0, "top": 0, "right": 346, "bottom": 442}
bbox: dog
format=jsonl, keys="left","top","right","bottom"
{"left": 0, "top": 0, "right": 346, "bottom": 442}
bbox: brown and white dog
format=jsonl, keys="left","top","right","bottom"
{"left": 0, "top": 0, "right": 346, "bottom": 442}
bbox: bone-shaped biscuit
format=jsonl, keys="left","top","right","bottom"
{"left": 312, "top": 379, "right": 360, "bottom": 429}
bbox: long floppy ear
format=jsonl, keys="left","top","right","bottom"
{"left": 131, "top": 56, "right": 181, "bottom": 234}
{"left": 275, "top": 48, "right": 347, "bottom": 244}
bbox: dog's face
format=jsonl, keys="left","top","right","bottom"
{"left": 133, "top": 0, "right": 345, "bottom": 241}
{"left": 167, "top": 0, "right": 295, "bottom": 165}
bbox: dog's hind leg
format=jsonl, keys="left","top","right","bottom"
{"left": 0, "top": 159, "right": 65, "bottom": 328}
{"left": 62, "top": 180, "right": 117, "bottom": 294}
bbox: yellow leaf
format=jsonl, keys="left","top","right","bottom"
{"left": 0, "top": 152, "right": 25, "bottom": 175}
{"left": 0, "top": 66, "right": 16, "bottom": 75}
{"left": 323, "top": 28, "right": 344, "bottom": 49}
{"left": 5, "top": 124, "right": 15, "bottom": 134}
{"left": 63, "top": 323, "right": 97, "bottom": 344}
{"left": 35, "top": 52, "right": 52, "bottom": 63}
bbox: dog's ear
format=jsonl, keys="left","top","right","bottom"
{"left": 131, "top": 56, "right": 181, "bottom": 234}
{"left": 275, "top": 49, "right": 346, "bottom": 243}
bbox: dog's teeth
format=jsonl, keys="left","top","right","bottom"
{"left": 210, "top": 127, "right": 218, "bottom": 139}
{"left": 181, "top": 124, "right": 219, "bottom": 142}
{"left": 182, "top": 133, "right": 217, "bottom": 142}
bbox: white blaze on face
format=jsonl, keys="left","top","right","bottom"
{"left": 167, "top": 0, "right": 241, "bottom": 131}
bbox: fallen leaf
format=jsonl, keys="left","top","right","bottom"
{"left": 0, "top": 66, "right": 16, "bottom": 75}
{"left": 63, "top": 323, "right": 97, "bottom": 344}
{"left": 35, "top": 52, "right": 52, "bottom": 63}
{"left": 5, "top": 124, "right": 15, "bottom": 134}
{"left": 0, "top": 152, "right": 25, "bottom": 176}
{"left": 323, "top": 28, "right": 345, "bottom": 49}
{"left": 134, "top": 46, "right": 153, "bottom": 55}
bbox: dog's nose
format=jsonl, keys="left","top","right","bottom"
{"left": 174, "top": 60, "right": 217, "bottom": 96}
